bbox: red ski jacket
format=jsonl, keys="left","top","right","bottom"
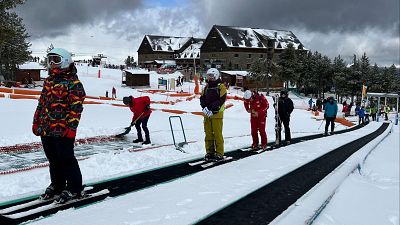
{"left": 128, "top": 96, "right": 152, "bottom": 122}
{"left": 244, "top": 93, "right": 269, "bottom": 118}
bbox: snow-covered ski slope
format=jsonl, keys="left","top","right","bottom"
{"left": 0, "top": 65, "right": 398, "bottom": 224}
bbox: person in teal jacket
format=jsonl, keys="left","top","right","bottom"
{"left": 324, "top": 96, "right": 338, "bottom": 135}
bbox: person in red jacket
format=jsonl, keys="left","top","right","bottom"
{"left": 32, "top": 48, "right": 86, "bottom": 204}
{"left": 123, "top": 95, "right": 152, "bottom": 144}
{"left": 243, "top": 90, "right": 269, "bottom": 150}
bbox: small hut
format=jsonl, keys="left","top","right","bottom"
{"left": 15, "top": 62, "right": 46, "bottom": 82}
{"left": 123, "top": 69, "right": 150, "bottom": 87}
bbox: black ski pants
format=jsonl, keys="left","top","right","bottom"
{"left": 41, "top": 136, "right": 82, "bottom": 194}
{"left": 135, "top": 116, "right": 150, "bottom": 141}
{"left": 325, "top": 117, "right": 335, "bottom": 133}
{"left": 278, "top": 116, "right": 291, "bottom": 142}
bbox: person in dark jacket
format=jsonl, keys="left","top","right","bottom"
{"left": 324, "top": 96, "right": 338, "bottom": 135}
{"left": 277, "top": 89, "right": 294, "bottom": 144}
{"left": 200, "top": 68, "right": 227, "bottom": 161}
{"left": 123, "top": 95, "right": 152, "bottom": 144}
{"left": 32, "top": 48, "right": 86, "bottom": 204}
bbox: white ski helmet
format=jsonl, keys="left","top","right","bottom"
{"left": 206, "top": 68, "right": 220, "bottom": 80}
{"left": 47, "top": 48, "right": 73, "bottom": 69}
{"left": 244, "top": 90, "right": 252, "bottom": 100}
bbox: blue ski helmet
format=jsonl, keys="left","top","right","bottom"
{"left": 47, "top": 48, "right": 73, "bottom": 69}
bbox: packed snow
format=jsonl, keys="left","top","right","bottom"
{"left": 0, "top": 65, "right": 398, "bottom": 224}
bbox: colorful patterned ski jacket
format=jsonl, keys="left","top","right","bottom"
{"left": 32, "top": 66, "right": 86, "bottom": 138}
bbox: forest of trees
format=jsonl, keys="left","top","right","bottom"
{"left": 249, "top": 43, "right": 400, "bottom": 102}
{"left": 0, "top": 0, "right": 31, "bottom": 81}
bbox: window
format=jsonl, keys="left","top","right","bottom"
{"left": 158, "top": 55, "right": 162, "bottom": 59}
{"left": 247, "top": 64, "right": 251, "bottom": 69}
{"left": 260, "top": 54, "right": 263, "bottom": 58}
{"left": 234, "top": 64, "right": 239, "bottom": 69}
{"left": 248, "top": 54, "right": 252, "bottom": 58}
{"left": 234, "top": 53, "right": 239, "bottom": 58}
{"left": 212, "top": 54, "right": 216, "bottom": 57}
{"left": 169, "top": 55, "right": 173, "bottom": 59}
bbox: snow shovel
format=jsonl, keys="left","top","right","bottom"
{"left": 115, "top": 112, "right": 144, "bottom": 138}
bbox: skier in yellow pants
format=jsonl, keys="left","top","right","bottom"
{"left": 200, "top": 68, "right": 227, "bottom": 161}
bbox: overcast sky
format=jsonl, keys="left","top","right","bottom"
{"left": 15, "top": 0, "right": 399, "bottom": 66}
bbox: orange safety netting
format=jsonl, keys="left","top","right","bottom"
{"left": 335, "top": 117, "right": 354, "bottom": 127}
{"left": 0, "top": 135, "right": 120, "bottom": 153}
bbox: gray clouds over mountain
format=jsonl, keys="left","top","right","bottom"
{"left": 195, "top": 0, "right": 399, "bottom": 33}
{"left": 14, "top": 0, "right": 399, "bottom": 65}
{"left": 15, "top": 0, "right": 143, "bottom": 38}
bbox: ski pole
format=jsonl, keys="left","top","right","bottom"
{"left": 318, "top": 119, "right": 324, "bottom": 130}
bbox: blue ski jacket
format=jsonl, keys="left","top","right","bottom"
{"left": 324, "top": 101, "right": 338, "bottom": 118}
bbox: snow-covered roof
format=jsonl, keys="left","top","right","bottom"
{"left": 146, "top": 35, "right": 192, "bottom": 52}
{"left": 178, "top": 39, "right": 204, "bottom": 59}
{"left": 18, "top": 62, "right": 46, "bottom": 70}
{"left": 213, "top": 25, "right": 305, "bottom": 50}
{"left": 123, "top": 69, "right": 150, "bottom": 75}
{"left": 221, "top": 70, "right": 249, "bottom": 76}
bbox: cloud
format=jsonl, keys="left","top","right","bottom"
{"left": 15, "top": 0, "right": 400, "bottom": 65}
{"left": 15, "top": 0, "right": 144, "bottom": 38}
{"left": 194, "top": 0, "right": 399, "bottom": 33}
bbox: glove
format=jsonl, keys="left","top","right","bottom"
{"left": 202, "top": 107, "right": 213, "bottom": 117}
{"left": 63, "top": 128, "right": 76, "bottom": 139}
{"left": 32, "top": 124, "right": 40, "bottom": 136}
{"left": 144, "top": 105, "right": 150, "bottom": 111}
{"left": 252, "top": 111, "right": 258, "bottom": 117}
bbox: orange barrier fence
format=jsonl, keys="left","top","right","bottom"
{"left": 9, "top": 94, "right": 38, "bottom": 100}
{"left": 161, "top": 109, "right": 186, "bottom": 114}
{"left": 169, "top": 93, "right": 192, "bottom": 97}
{"left": 13, "top": 89, "right": 41, "bottom": 95}
{"left": 0, "top": 88, "right": 13, "bottom": 93}
{"left": 83, "top": 101, "right": 103, "bottom": 104}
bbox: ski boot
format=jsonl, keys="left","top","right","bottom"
{"left": 55, "top": 190, "right": 82, "bottom": 204}
{"left": 204, "top": 153, "right": 215, "bottom": 162}
{"left": 40, "top": 185, "right": 61, "bottom": 200}
{"left": 133, "top": 138, "right": 143, "bottom": 143}
{"left": 142, "top": 140, "right": 151, "bottom": 145}
{"left": 213, "top": 154, "right": 224, "bottom": 162}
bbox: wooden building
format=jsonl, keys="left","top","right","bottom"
{"left": 15, "top": 62, "right": 46, "bottom": 83}
{"left": 123, "top": 69, "right": 150, "bottom": 87}
{"left": 200, "top": 25, "right": 306, "bottom": 71}
{"left": 137, "top": 35, "right": 204, "bottom": 71}
{"left": 221, "top": 70, "right": 283, "bottom": 90}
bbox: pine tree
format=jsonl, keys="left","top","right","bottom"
{"left": 0, "top": 0, "right": 31, "bottom": 81}
{"left": 360, "top": 52, "right": 371, "bottom": 88}
{"left": 277, "top": 43, "right": 297, "bottom": 88}
{"left": 248, "top": 58, "right": 277, "bottom": 94}
{"left": 332, "top": 55, "right": 348, "bottom": 101}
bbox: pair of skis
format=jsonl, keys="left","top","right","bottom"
{"left": 274, "top": 94, "right": 282, "bottom": 146}
{"left": 188, "top": 156, "right": 233, "bottom": 168}
{"left": 0, "top": 188, "right": 109, "bottom": 223}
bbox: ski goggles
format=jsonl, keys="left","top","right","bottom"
{"left": 47, "top": 54, "right": 62, "bottom": 65}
